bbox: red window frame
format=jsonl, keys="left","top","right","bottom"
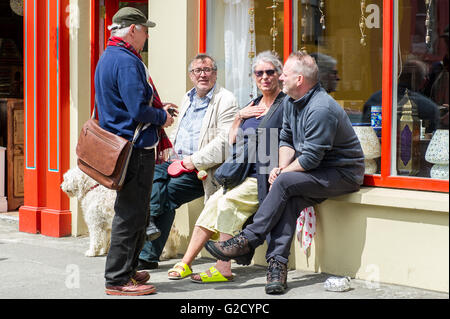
{"left": 198, "top": 0, "right": 448, "bottom": 193}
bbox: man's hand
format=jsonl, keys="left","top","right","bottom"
{"left": 268, "top": 167, "right": 282, "bottom": 185}
{"left": 163, "top": 103, "right": 179, "bottom": 117}
{"left": 181, "top": 156, "right": 196, "bottom": 170}
{"left": 162, "top": 110, "right": 174, "bottom": 128}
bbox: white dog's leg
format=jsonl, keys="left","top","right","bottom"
{"left": 85, "top": 223, "right": 100, "bottom": 257}
{"left": 98, "top": 224, "right": 111, "bottom": 256}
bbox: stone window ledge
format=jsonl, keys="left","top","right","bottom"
{"left": 330, "top": 187, "right": 449, "bottom": 213}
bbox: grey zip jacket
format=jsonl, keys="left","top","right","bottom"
{"left": 279, "top": 84, "right": 365, "bottom": 185}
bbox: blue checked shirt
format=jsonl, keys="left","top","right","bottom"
{"left": 173, "top": 85, "right": 215, "bottom": 158}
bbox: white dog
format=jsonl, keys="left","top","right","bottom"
{"left": 61, "top": 166, "right": 181, "bottom": 259}
{"left": 61, "top": 166, "right": 115, "bottom": 256}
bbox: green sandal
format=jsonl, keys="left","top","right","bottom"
{"left": 190, "top": 266, "right": 234, "bottom": 283}
{"left": 168, "top": 262, "right": 192, "bottom": 280}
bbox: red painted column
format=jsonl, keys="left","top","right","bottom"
{"left": 283, "top": 0, "right": 292, "bottom": 62}
{"left": 198, "top": 0, "right": 207, "bottom": 53}
{"left": 20, "top": 0, "right": 71, "bottom": 237}
{"left": 90, "top": 0, "right": 99, "bottom": 113}
{"left": 40, "top": 0, "right": 71, "bottom": 237}
{"left": 19, "top": 0, "right": 46, "bottom": 234}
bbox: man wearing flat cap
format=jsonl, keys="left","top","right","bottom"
{"left": 95, "top": 6, "right": 175, "bottom": 296}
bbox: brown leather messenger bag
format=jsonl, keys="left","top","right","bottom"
{"left": 76, "top": 104, "right": 143, "bottom": 191}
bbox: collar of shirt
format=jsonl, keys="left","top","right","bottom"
{"left": 289, "top": 83, "right": 321, "bottom": 109}
{"left": 188, "top": 84, "right": 216, "bottom": 105}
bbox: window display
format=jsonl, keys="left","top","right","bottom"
{"left": 394, "top": 0, "right": 448, "bottom": 179}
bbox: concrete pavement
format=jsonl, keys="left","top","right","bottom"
{"left": 0, "top": 215, "right": 448, "bottom": 302}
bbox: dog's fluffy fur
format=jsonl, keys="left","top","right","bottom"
{"left": 61, "top": 167, "right": 115, "bottom": 256}
{"left": 161, "top": 226, "right": 181, "bottom": 260}
{"left": 61, "top": 166, "right": 181, "bottom": 259}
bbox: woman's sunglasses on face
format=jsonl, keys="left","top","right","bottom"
{"left": 254, "top": 69, "right": 276, "bottom": 78}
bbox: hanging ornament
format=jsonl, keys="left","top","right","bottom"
{"left": 267, "top": 0, "right": 278, "bottom": 53}
{"left": 301, "top": 0, "right": 310, "bottom": 43}
{"left": 248, "top": 4, "right": 256, "bottom": 100}
{"left": 425, "top": 0, "right": 433, "bottom": 47}
{"left": 10, "top": 0, "right": 23, "bottom": 16}
{"left": 319, "top": 0, "right": 326, "bottom": 30}
{"left": 359, "top": 0, "right": 367, "bottom": 46}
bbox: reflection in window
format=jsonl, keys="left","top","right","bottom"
{"left": 293, "top": 0, "right": 383, "bottom": 174}
{"left": 395, "top": 0, "right": 448, "bottom": 179}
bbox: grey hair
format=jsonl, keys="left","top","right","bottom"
{"left": 188, "top": 53, "right": 218, "bottom": 72}
{"left": 288, "top": 51, "right": 319, "bottom": 83}
{"left": 109, "top": 24, "right": 142, "bottom": 37}
{"left": 310, "top": 52, "right": 337, "bottom": 77}
{"left": 252, "top": 50, "right": 283, "bottom": 74}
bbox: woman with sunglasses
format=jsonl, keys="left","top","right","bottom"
{"left": 167, "top": 51, "right": 286, "bottom": 283}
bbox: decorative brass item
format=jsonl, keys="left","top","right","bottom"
{"left": 301, "top": 0, "right": 310, "bottom": 43}
{"left": 425, "top": 0, "right": 433, "bottom": 46}
{"left": 248, "top": 4, "right": 256, "bottom": 100}
{"left": 319, "top": 0, "right": 326, "bottom": 30}
{"left": 397, "top": 90, "right": 421, "bottom": 175}
{"left": 360, "top": 0, "right": 367, "bottom": 46}
{"left": 267, "top": 0, "right": 278, "bottom": 53}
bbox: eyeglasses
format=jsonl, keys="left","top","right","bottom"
{"left": 254, "top": 69, "right": 276, "bottom": 78}
{"left": 190, "top": 67, "right": 216, "bottom": 76}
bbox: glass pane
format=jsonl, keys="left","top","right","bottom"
{"left": 255, "top": 0, "right": 284, "bottom": 58}
{"left": 207, "top": 0, "right": 284, "bottom": 107}
{"left": 293, "top": 0, "right": 383, "bottom": 174}
{"left": 394, "top": 0, "right": 448, "bottom": 179}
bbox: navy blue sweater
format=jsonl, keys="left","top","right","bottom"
{"left": 94, "top": 46, "right": 167, "bottom": 148}
{"left": 280, "top": 84, "right": 365, "bottom": 185}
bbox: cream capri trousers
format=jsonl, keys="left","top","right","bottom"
{"left": 195, "top": 177, "right": 259, "bottom": 240}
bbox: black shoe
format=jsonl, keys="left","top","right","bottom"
{"left": 205, "top": 232, "right": 255, "bottom": 265}
{"left": 265, "top": 258, "right": 288, "bottom": 295}
{"left": 136, "top": 259, "right": 159, "bottom": 271}
{"left": 146, "top": 217, "right": 161, "bottom": 241}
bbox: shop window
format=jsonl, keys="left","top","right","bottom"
{"left": 293, "top": 0, "right": 384, "bottom": 174}
{"left": 206, "top": 0, "right": 284, "bottom": 107}
{"left": 393, "top": 0, "right": 448, "bottom": 180}
{"left": 203, "top": 0, "right": 448, "bottom": 190}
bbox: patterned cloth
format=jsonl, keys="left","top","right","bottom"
{"left": 173, "top": 86, "right": 215, "bottom": 158}
{"left": 106, "top": 36, "right": 172, "bottom": 163}
{"left": 296, "top": 206, "right": 316, "bottom": 254}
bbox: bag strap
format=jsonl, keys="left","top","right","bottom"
{"left": 94, "top": 97, "right": 144, "bottom": 145}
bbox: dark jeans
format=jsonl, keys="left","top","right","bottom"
{"left": 104, "top": 148, "right": 155, "bottom": 286}
{"left": 243, "top": 168, "right": 361, "bottom": 265}
{"left": 139, "top": 161, "right": 204, "bottom": 263}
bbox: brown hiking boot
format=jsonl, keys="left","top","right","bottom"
{"left": 205, "top": 232, "right": 255, "bottom": 265}
{"left": 265, "top": 258, "right": 288, "bottom": 294}
{"left": 105, "top": 278, "right": 156, "bottom": 296}
{"left": 132, "top": 271, "right": 150, "bottom": 284}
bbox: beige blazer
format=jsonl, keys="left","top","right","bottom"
{"left": 171, "top": 84, "right": 238, "bottom": 200}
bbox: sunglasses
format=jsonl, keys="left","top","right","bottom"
{"left": 254, "top": 69, "right": 276, "bottom": 78}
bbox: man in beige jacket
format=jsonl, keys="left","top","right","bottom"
{"left": 137, "top": 54, "right": 238, "bottom": 270}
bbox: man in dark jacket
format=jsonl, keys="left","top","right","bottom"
{"left": 95, "top": 7, "right": 174, "bottom": 296}
{"left": 205, "top": 51, "right": 365, "bottom": 295}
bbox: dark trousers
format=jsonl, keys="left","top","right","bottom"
{"left": 139, "top": 161, "right": 204, "bottom": 263}
{"left": 243, "top": 168, "right": 361, "bottom": 265}
{"left": 105, "top": 148, "right": 155, "bottom": 286}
